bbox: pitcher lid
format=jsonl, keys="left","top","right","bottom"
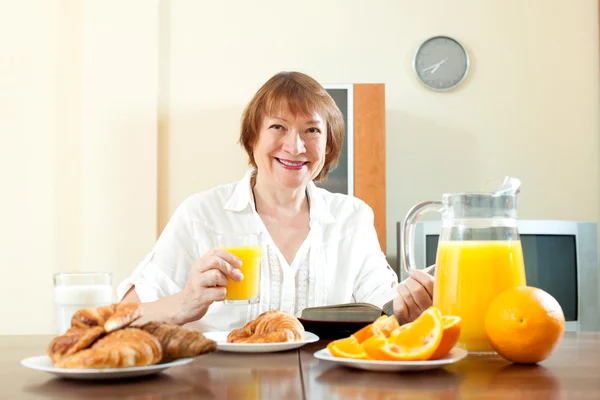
{"left": 442, "top": 177, "right": 521, "bottom": 219}
{"left": 443, "top": 176, "right": 521, "bottom": 198}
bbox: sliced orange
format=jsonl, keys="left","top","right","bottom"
{"left": 390, "top": 321, "right": 412, "bottom": 337}
{"left": 378, "top": 306, "right": 443, "bottom": 361}
{"left": 327, "top": 335, "right": 369, "bottom": 359}
{"left": 372, "top": 314, "right": 400, "bottom": 336}
{"left": 351, "top": 320, "right": 377, "bottom": 344}
{"left": 351, "top": 315, "right": 399, "bottom": 344}
{"left": 429, "top": 315, "right": 462, "bottom": 359}
{"left": 361, "top": 333, "right": 389, "bottom": 360}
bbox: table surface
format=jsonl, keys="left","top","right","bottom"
{"left": 4, "top": 332, "right": 600, "bottom": 399}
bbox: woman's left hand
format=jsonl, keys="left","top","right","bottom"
{"left": 392, "top": 269, "right": 435, "bottom": 325}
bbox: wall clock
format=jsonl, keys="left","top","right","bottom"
{"left": 413, "top": 36, "right": 470, "bottom": 91}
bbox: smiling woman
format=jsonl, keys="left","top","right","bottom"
{"left": 253, "top": 110, "right": 327, "bottom": 191}
{"left": 239, "top": 71, "right": 344, "bottom": 185}
{"left": 117, "top": 71, "right": 434, "bottom": 333}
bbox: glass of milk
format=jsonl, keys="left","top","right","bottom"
{"left": 53, "top": 272, "right": 113, "bottom": 335}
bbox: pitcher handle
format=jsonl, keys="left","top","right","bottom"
{"left": 402, "top": 200, "right": 444, "bottom": 273}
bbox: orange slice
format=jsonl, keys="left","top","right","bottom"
{"left": 352, "top": 323, "right": 374, "bottom": 344}
{"left": 429, "top": 315, "right": 462, "bottom": 359}
{"left": 361, "top": 333, "right": 389, "bottom": 360}
{"left": 390, "top": 321, "right": 412, "bottom": 337}
{"left": 327, "top": 335, "right": 368, "bottom": 359}
{"left": 373, "top": 307, "right": 443, "bottom": 361}
{"left": 352, "top": 315, "right": 399, "bottom": 344}
{"left": 372, "top": 314, "right": 400, "bottom": 337}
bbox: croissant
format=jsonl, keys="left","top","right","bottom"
{"left": 55, "top": 328, "right": 162, "bottom": 369}
{"left": 71, "top": 302, "right": 142, "bottom": 332}
{"left": 46, "top": 326, "right": 105, "bottom": 363}
{"left": 139, "top": 321, "right": 217, "bottom": 359}
{"left": 227, "top": 310, "right": 305, "bottom": 343}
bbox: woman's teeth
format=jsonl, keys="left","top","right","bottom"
{"left": 277, "top": 158, "right": 305, "bottom": 167}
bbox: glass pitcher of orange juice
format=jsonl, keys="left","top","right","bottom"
{"left": 401, "top": 177, "right": 526, "bottom": 353}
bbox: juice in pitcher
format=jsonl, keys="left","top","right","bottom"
{"left": 433, "top": 240, "right": 526, "bottom": 352}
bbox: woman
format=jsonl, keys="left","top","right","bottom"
{"left": 118, "top": 71, "right": 433, "bottom": 331}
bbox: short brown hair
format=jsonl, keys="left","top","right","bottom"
{"left": 239, "top": 71, "right": 345, "bottom": 182}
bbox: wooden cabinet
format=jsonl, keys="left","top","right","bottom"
{"left": 320, "top": 84, "right": 386, "bottom": 253}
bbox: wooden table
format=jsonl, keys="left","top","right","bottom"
{"left": 3, "top": 332, "right": 600, "bottom": 399}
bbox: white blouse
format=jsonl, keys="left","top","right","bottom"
{"left": 117, "top": 170, "right": 398, "bottom": 332}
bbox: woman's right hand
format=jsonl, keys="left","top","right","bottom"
{"left": 174, "top": 248, "right": 244, "bottom": 324}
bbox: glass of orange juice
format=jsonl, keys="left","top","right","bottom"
{"left": 216, "top": 233, "right": 262, "bottom": 305}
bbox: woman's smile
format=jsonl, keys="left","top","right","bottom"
{"left": 275, "top": 157, "right": 308, "bottom": 170}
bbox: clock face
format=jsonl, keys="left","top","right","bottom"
{"left": 413, "top": 36, "right": 469, "bottom": 91}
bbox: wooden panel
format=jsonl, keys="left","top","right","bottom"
{"left": 353, "top": 84, "right": 386, "bottom": 253}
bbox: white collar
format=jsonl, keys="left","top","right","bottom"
{"left": 224, "top": 169, "right": 335, "bottom": 225}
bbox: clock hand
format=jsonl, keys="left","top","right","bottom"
{"left": 421, "top": 58, "right": 449, "bottom": 75}
{"left": 430, "top": 63, "right": 444, "bottom": 74}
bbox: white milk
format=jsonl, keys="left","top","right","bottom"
{"left": 54, "top": 285, "right": 113, "bottom": 335}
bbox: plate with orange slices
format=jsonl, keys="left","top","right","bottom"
{"left": 314, "top": 307, "right": 467, "bottom": 372}
{"left": 314, "top": 347, "right": 467, "bottom": 372}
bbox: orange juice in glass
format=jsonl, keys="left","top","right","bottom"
{"left": 434, "top": 240, "right": 526, "bottom": 352}
{"left": 217, "top": 233, "right": 262, "bottom": 305}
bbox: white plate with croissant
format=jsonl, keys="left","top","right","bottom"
{"left": 21, "top": 355, "right": 194, "bottom": 380}
{"left": 20, "top": 303, "right": 217, "bottom": 380}
{"left": 204, "top": 310, "right": 319, "bottom": 353}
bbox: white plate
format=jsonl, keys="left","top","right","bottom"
{"left": 20, "top": 355, "right": 194, "bottom": 380}
{"left": 204, "top": 331, "right": 319, "bottom": 353}
{"left": 313, "top": 347, "right": 468, "bottom": 372}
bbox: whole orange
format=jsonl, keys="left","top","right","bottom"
{"left": 484, "top": 286, "right": 565, "bottom": 364}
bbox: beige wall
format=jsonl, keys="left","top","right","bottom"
{"left": 1, "top": 0, "right": 598, "bottom": 334}
{"left": 0, "top": 0, "right": 158, "bottom": 334}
